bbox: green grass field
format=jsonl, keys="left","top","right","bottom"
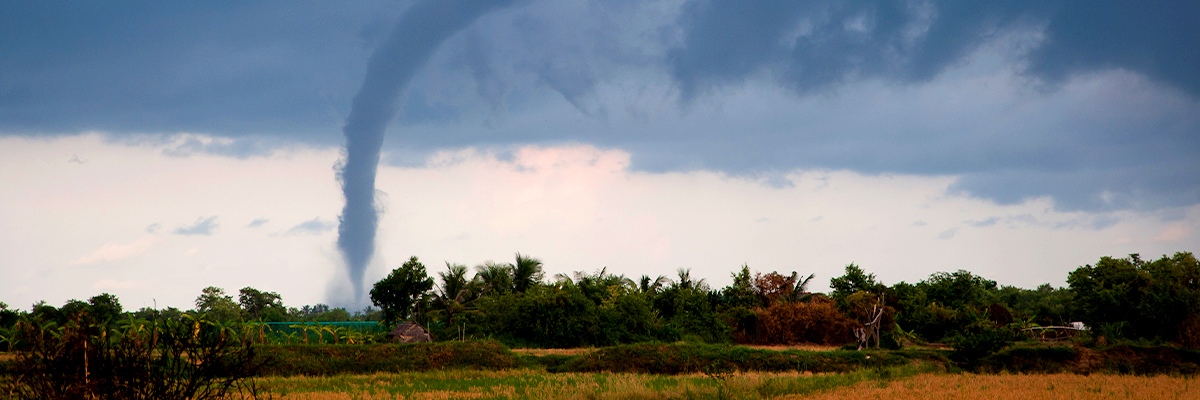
{"left": 246, "top": 364, "right": 1200, "bottom": 400}
{"left": 248, "top": 363, "right": 942, "bottom": 400}
{"left": 5, "top": 342, "right": 1199, "bottom": 399}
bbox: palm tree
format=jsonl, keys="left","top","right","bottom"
{"left": 435, "top": 262, "right": 477, "bottom": 328}
{"left": 474, "top": 261, "right": 514, "bottom": 295}
{"left": 512, "top": 253, "right": 544, "bottom": 293}
{"left": 630, "top": 275, "right": 670, "bottom": 295}
{"left": 790, "top": 272, "right": 815, "bottom": 303}
{"left": 672, "top": 268, "right": 708, "bottom": 291}
{"left": 438, "top": 262, "right": 470, "bottom": 301}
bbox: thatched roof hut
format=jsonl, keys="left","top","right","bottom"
{"left": 388, "top": 321, "right": 434, "bottom": 343}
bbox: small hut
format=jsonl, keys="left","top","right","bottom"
{"left": 388, "top": 321, "right": 434, "bottom": 343}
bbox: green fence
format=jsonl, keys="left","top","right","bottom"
{"left": 253, "top": 321, "right": 389, "bottom": 344}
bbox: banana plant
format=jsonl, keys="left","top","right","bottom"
{"left": 306, "top": 323, "right": 323, "bottom": 344}
{"left": 319, "top": 325, "right": 336, "bottom": 344}
{"left": 283, "top": 331, "right": 299, "bottom": 345}
{"left": 332, "top": 326, "right": 352, "bottom": 345}
{"left": 893, "top": 323, "right": 921, "bottom": 344}
{"left": 1009, "top": 316, "right": 1040, "bottom": 331}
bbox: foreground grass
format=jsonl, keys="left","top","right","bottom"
{"left": 248, "top": 369, "right": 1199, "bottom": 400}
{"left": 247, "top": 364, "right": 939, "bottom": 399}
{"left": 788, "top": 372, "right": 1199, "bottom": 400}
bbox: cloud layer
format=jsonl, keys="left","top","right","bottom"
{"left": 0, "top": 0, "right": 1196, "bottom": 212}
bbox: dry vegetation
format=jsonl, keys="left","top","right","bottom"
{"left": 741, "top": 344, "right": 841, "bottom": 352}
{"left": 791, "top": 373, "right": 1198, "bottom": 400}
{"left": 510, "top": 348, "right": 597, "bottom": 357}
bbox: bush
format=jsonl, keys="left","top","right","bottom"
{"left": 259, "top": 341, "right": 517, "bottom": 376}
{"left": 558, "top": 343, "right": 913, "bottom": 374}
{"left": 2, "top": 313, "right": 268, "bottom": 400}
{"left": 975, "top": 345, "right": 1078, "bottom": 373}
{"left": 754, "top": 298, "right": 857, "bottom": 345}
{"left": 950, "top": 325, "right": 1013, "bottom": 365}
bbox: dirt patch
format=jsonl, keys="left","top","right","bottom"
{"left": 1071, "top": 346, "right": 1103, "bottom": 373}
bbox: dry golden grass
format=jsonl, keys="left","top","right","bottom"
{"left": 0, "top": 353, "right": 15, "bottom": 362}
{"left": 786, "top": 373, "right": 1199, "bottom": 400}
{"left": 510, "top": 348, "right": 596, "bottom": 356}
{"left": 742, "top": 344, "right": 840, "bottom": 352}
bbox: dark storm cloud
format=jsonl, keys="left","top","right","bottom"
{"left": 0, "top": 0, "right": 398, "bottom": 142}
{"left": 1, "top": 0, "right": 1197, "bottom": 212}
{"left": 668, "top": 0, "right": 1199, "bottom": 98}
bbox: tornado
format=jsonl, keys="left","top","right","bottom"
{"left": 338, "top": 0, "right": 515, "bottom": 304}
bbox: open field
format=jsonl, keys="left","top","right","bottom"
{"left": 246, "top": 367, "right": 1198, "bottom": 400}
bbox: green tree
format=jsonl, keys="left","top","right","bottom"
{"left": 474, "top": 261, "right": 514, "bottom": 295}
{"left": 434, "top": 262, "right": 476, "bottom": 330}
{"left": 1069, "top": 252, "right": 1200, "bottom": 341}
{"left": 237, "top": 287, "right": 284, "bottom": 321}
{"left": 0, "top": 302, "right": 18, "bottom": 329}
{"left": 194, "top": 286, "right": 241, "bottom": 322}
{"left": 654, "top": 272, "right": 727, "bottom": 343}
{"left": 87, "top": 293, "right": 123, "bottom": 323}
{"left": 632, "top": 275, "right": 670, "bottom": 295}
{"left": 918, "top": 270, "right": 997, "bottom": 310}
{"left": 829, "top": 263, "right": 884, "bottom": 309}
{"left": 671, "top": 268, "right": 708, "bottom": 291}
{"left": 31, "top": 301, "right": 63, "bottom": 323}
{"left": 312, "top": 307, "right": 352, "bottom": 322}
{"left": 994, "top": 283, "right": 1075, "bottom": 326}
{"left": 59, "top": 299, "right": 91, "bottom": 320}
{"left": 722, "top": 264, "right": 758, "bottom": 308}
{"left": 370, "top": 256, "right": 435, "bottom": 324}
{"left": 512, "top": 253, "right": 545, "bottom": 293}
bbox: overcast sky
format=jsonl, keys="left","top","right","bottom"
{"left": 2, "top": 0, "right": 1197, "bottom": 311}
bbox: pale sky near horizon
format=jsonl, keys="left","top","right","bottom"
{"left": 3, "top": 133, "right": 1194, "bottom": 311}
{"left": 2, "top": 0, "right": 1197, "bottom": 311}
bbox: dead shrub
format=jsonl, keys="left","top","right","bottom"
{"left": 754, "top": 298, "right": 857, "bottom": 345}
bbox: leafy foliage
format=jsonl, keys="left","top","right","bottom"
{"left": 370, "top": 256, "right": 435, "bottom": 324}
{"left": 194, "top": 287, "right": 241, "bottom": 322}
{"left": 5, "top": 250, "right": 1199, "bottom": 355}
{"left": 2, "top": 311, "right": 268, "bottom": 400}
{"left": 1069, "top": 252, "right": 1200, "bottom": 343}
{"left": 238, "top": 287, "right": 285, "bottom": 321}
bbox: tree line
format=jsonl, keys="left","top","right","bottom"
{"left": 2, "top": 251, "right": 1198, "bottom": 350}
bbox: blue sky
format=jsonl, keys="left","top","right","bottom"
{"left": 1, "top": 0, "right": 1197, "bottom": 310}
